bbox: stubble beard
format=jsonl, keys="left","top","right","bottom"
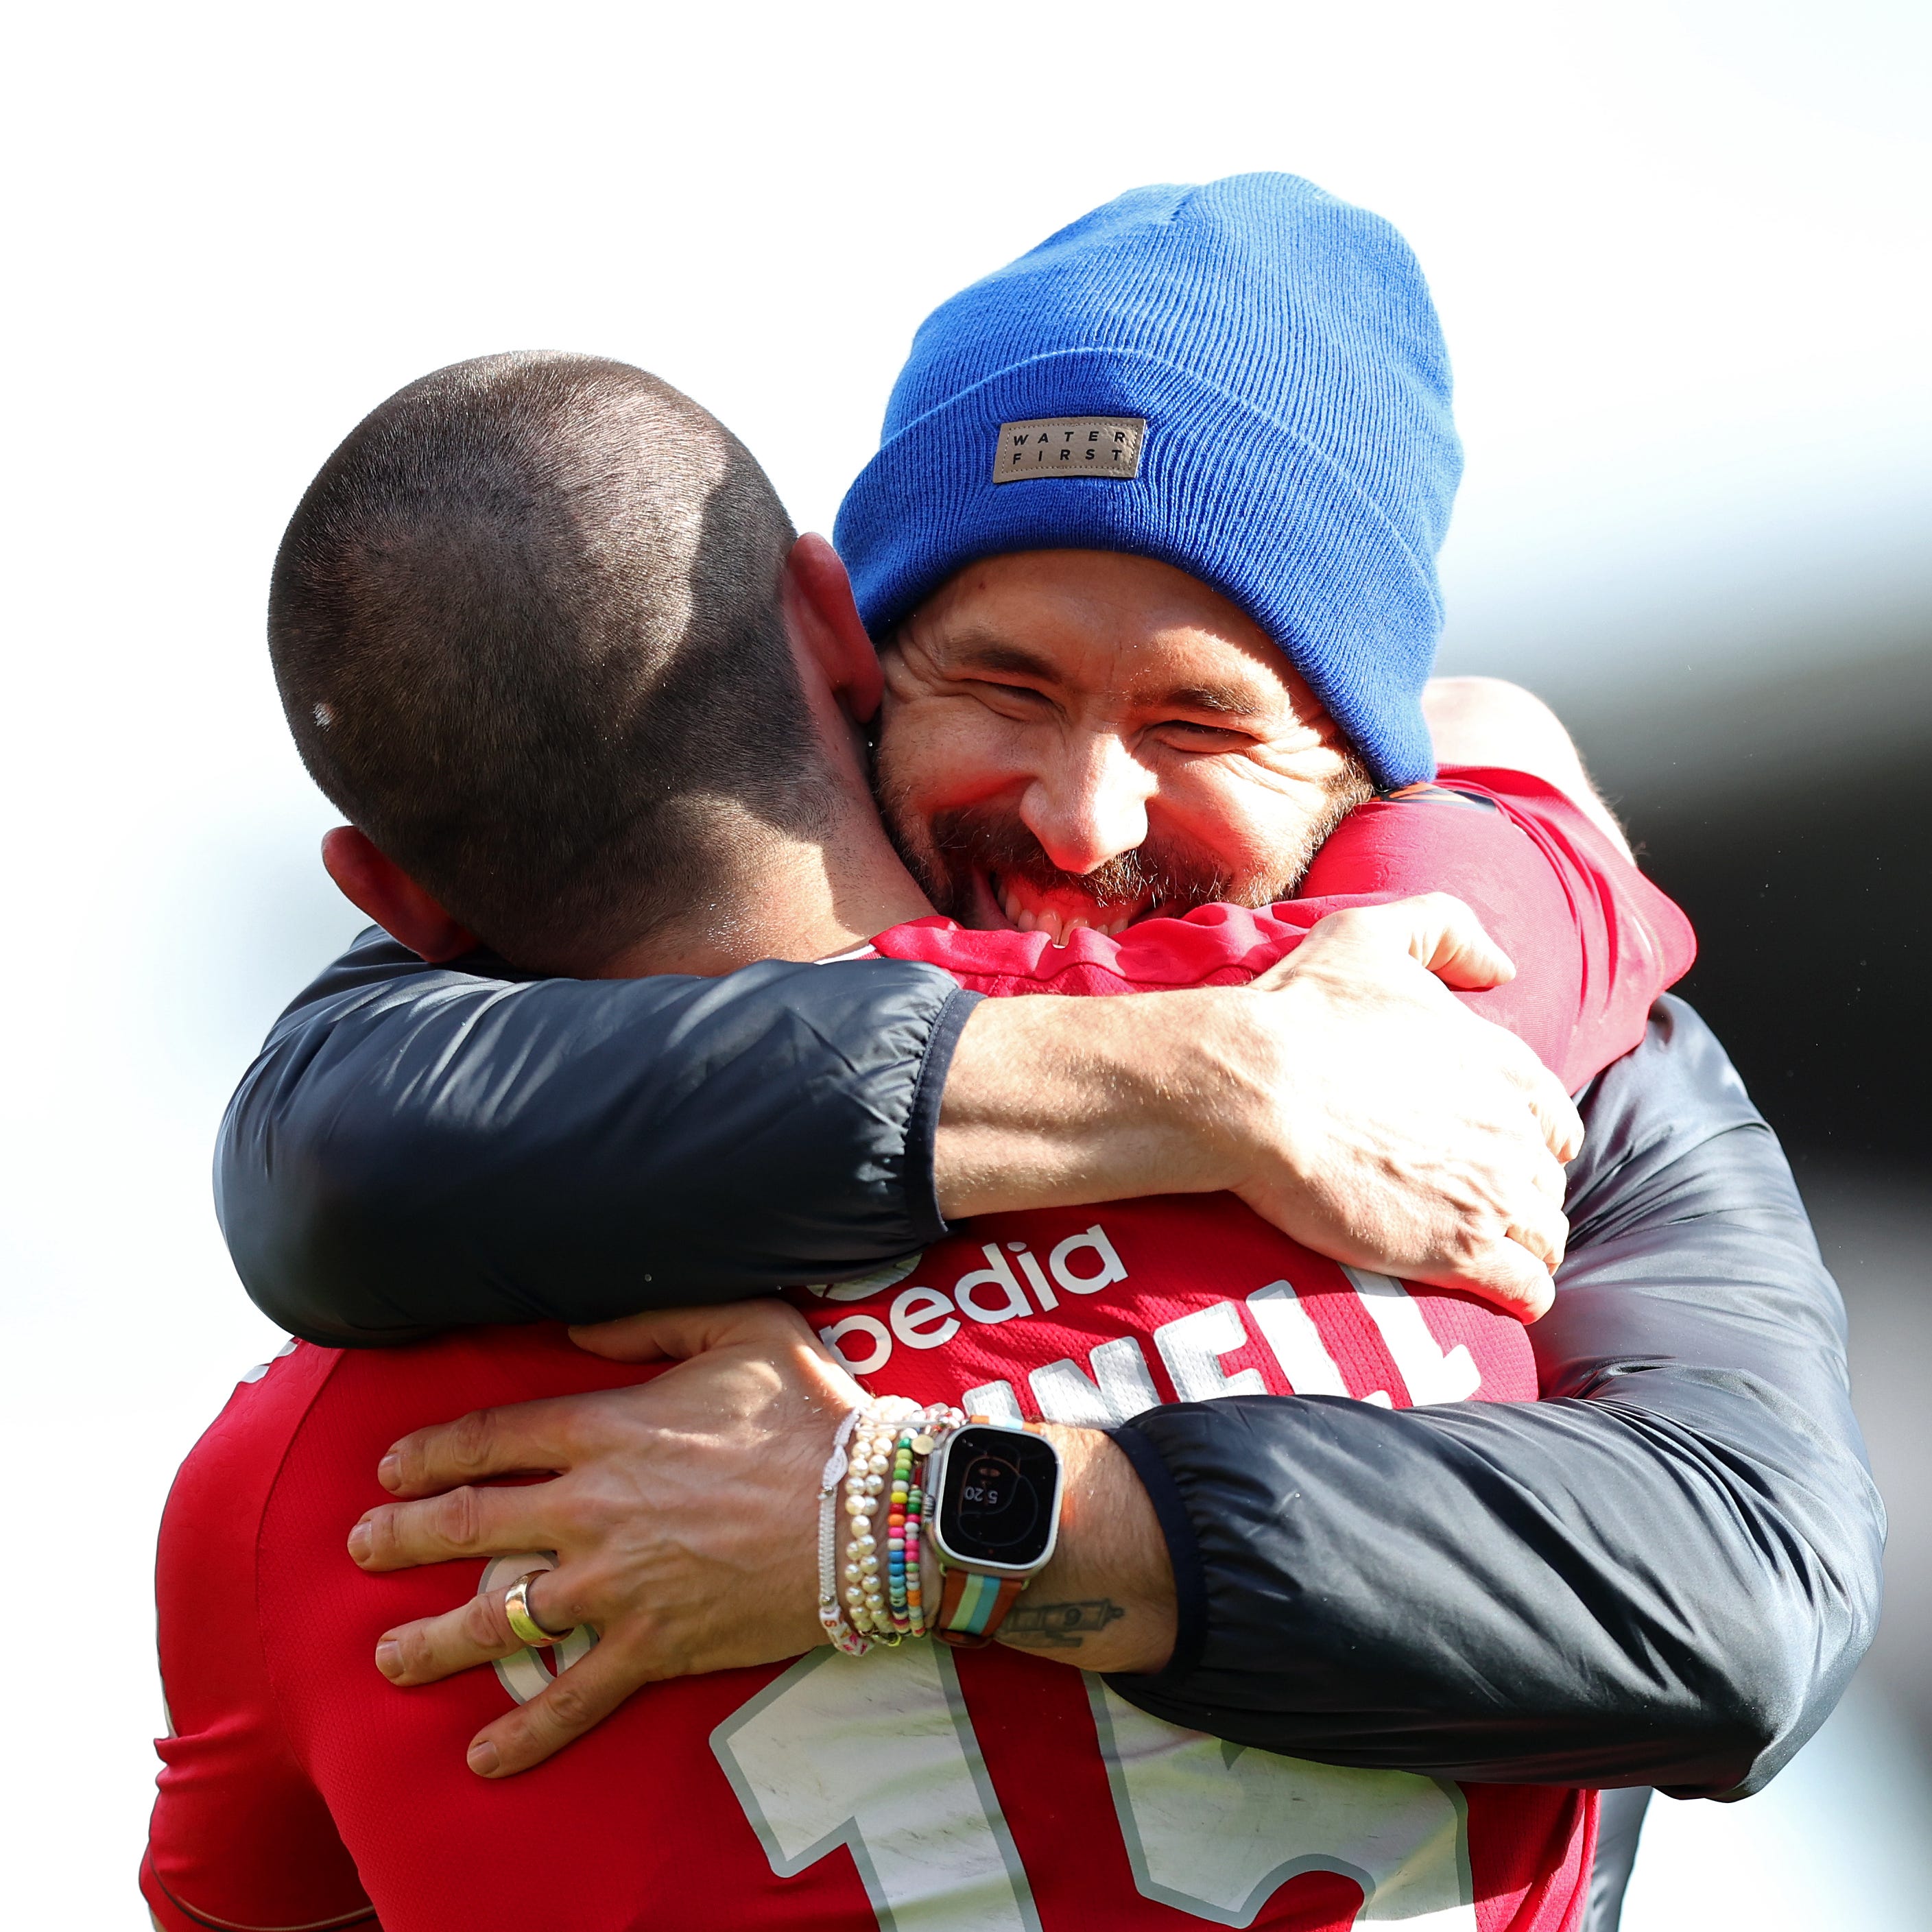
{"left": 872, "top": 743, "right": 1376, "bottom": 930}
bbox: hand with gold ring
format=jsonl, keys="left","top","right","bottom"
{"left": 354, "top": 1298, "right": 863, "bottom": 1780}
{"left": 503, "top": 1571, "right": 575, "bottom": 1649}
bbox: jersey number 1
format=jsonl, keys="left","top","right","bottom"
{"left": 711, "top": 1643, "right": 1476, "bottom": 1930}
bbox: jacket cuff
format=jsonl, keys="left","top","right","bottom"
{"left": 1104, "top": 1417, "right": 1209, "bottom": 1684}
{"left": 901, "top": 986, "right": 983, "bottom": 1246}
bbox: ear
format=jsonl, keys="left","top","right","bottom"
{"left": 320, "top": 826, "right": 479, "bottom": 963}
{"left": 781, "top": 533, "right": 883, "bottom": 723}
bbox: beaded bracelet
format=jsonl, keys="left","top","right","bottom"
{"left": 820, "top": 1397, "right": 963, "bottom": 1654}
{"left": 859, "top": 1407, "right": 954, "bottom": 1639}
{"left": 843, "top": 1400, "right": 958, "bottom": 1643}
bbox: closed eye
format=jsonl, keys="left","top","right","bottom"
{"left": 1154, "top": 719, "right": 1257, "bottom": 752}
{"left": 961, "top": 677, "right": 1056, "bottom": 719}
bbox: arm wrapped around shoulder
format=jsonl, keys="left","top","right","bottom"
{"left": 216, "top": 929, "right": 979, "bottom": 1344}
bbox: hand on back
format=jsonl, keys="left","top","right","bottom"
{"left": 350, "top": 1300, "right": 859, "bottom": 1778}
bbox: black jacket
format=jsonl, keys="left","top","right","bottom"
{"left": 217, "top": 931, "right": 1881, "bottom": 1811}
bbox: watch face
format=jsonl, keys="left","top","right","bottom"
{"left": 936, "top": 1426, "right": 1061, "bottom": 1569}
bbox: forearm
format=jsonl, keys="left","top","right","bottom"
{"left": 1111, "top": 1369, "right": 1872, "bottom": 1794}
{"left": 986, "top": 1425, "right": 1178, "bottom": 1673}
{"left": 935, "top": 991, "right": 1252, "bottom": 1219}
{"left": 222, "top": 934, "right": 1268, "bottom": 1341}
{"left": 217, "top": 929, "right": 977, "bottom": 1343}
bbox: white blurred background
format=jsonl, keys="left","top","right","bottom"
{"left": 3, "top": 2, "right": 1927, "bottom": 1921}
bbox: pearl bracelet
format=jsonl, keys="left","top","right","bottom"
{"left": 819, "top": 1397, "right": 963, "bottom": 1654}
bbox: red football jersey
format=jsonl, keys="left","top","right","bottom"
{"left": 144, "top": 772, "right": 1692, "bottom": 1932}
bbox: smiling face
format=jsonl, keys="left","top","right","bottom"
{"left": 874, "top": 551, "right": 1376, "bottom": 940}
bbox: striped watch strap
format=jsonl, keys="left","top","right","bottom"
{"left": 933, "top": 1567, "right": 1028, "bottom": 1648}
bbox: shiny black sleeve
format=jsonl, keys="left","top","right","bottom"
{"left": 215, "top": 928, "right": 979, "bottom": 1345}
{"left": 1106, "top": 995, "right": 1883, "bottom": 1800}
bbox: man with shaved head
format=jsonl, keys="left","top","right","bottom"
{"left": 274, "top": 355, "right": 822, "bottom": 973}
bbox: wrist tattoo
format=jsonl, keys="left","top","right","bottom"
{"left": 997, "top": 1598, "right": 1127, "bottom": 1650}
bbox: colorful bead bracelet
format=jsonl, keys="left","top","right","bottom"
{"left": 817, "top": 1396, "right": 963, "bottom": 1655}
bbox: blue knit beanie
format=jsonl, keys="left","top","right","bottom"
{"left": 833, "top": 174, "right": 1461, "bottom": 787}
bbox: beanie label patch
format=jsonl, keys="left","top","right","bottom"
{"left": 993, "top": 416, "right": 1145, "bottom": 485}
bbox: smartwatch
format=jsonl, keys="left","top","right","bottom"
{"left": 925, "top": 1421, "right": 1064, "bottom": 1647}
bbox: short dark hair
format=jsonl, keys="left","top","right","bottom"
{"left": 270, "top": 352, "right": 820, "bottom": 970}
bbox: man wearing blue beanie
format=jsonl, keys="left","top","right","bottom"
{"left": 834, "top": 175, "right": 1623, "bottom": 951}
{"left": 836, "top": 172, "right": 1459, "bottom": 796}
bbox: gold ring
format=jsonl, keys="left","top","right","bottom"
{"left": 504, "top": 1570, "right": 574, "bottom": 1648}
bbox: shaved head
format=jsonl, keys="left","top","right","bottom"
{"left": 270, "top": 352, "right": 821, "bottom": 970}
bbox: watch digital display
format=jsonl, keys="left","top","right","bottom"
{"left": 935, "top": 1425, "right": 1062, "bottom": 1569}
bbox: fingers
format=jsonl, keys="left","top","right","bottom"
{"left": 377, "top": 1396, "right": 589, "bottom": 1497}
{"left": 1422, "top": 1237, "right": 1558, "bottom": 1323}
{"left": 1506, "top": 1197, "right": 1569, "bottom": 1274}
{"left": 464, "top": 1635, "right": 645, "bottom": 1778}
{"left": 1322, "top": 893, "right": 1516, "bottom": 991}
{"left": 377, "top": 1568, "right": 646, "bottom": 1779}
{"left": 1395, "top": 893, "right": 1516, "bottom": 990}
{"left": 350, "top": 1481, "right": 561, "bottom": 1573}
{"left": 1273, "top": 900, "right": 1583, "bottom": 1166}
{"left": 374, "top": 1570, "right": 582, "bottom": 1689}
{"left": 569, "top": 1296, "right": 824, "bottom": 1364}
{"left": 1248, "top": 893, "right": 1513, "bottom": 996}
{"left": 1530, "top": 1145, "right": 1569, "bottom": 1205}
{"left": 1467, "top": 1015, "right": 1585, "bottom": 1165}
{"left": 564, "top": 1309, "right": 682, "bottom": 1363}
{"left": 1525, "top": 1071, "right": 1586, "bottom": 1165}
